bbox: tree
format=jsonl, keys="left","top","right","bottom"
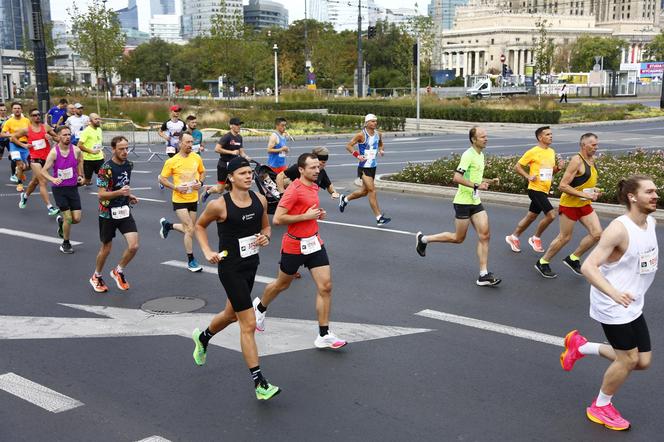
{"left": 118, "top": 38, "right": 179, "bottom": 82}
{"left": 644, "top": 31, "right": 664, "bottom": 61}
{"left": 533, "top": 20, "right": 554, "bottom": 81}
{"left": 552, "top": 42, "right": 573, "bottom": 73}
{"left": 401, "top": 15, "right": 436, "bottom": 85}
{"left": 569, "top": 35, "right": 627, "bottom": 72}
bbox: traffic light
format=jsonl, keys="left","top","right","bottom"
{"left": 368, "top": 26, "right": 376, "bottom": 39}
{"left": 501, "top": 64, "right": 507, "bottom": 77}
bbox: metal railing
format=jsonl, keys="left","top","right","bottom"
{"left": 100, "top": 118, "right": 139, "bottom": 157}
{"left": 146, "top": 121, "right": 168, "bottom": 162}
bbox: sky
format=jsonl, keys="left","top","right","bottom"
{"left": 50, "top": 1, "right": 429, "bottom": 24}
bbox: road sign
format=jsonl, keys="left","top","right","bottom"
{"left": 500, "top": 54, "right": 506, "bottom": 63}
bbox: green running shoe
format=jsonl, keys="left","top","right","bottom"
{"left": 255, "top": 381, "right": 281, "bottom": 401}
{"left": 191, "top": 328, "right": 207, "bottom": 366}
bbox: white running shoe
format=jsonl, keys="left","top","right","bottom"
{"left": 314, "top": 332, "right": 347, "bottom": 349}
{"left": 253, "top": 297, "right": 266, "bottom": 332}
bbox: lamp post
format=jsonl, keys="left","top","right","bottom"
{"left": 273, "top": 43, "right": 279, "bottom": 104}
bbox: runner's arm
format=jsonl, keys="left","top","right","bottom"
{"left": 195, "top": 199, "right": 227, "bottom": 263}
{"left": 10, "top": 128, "right": 30, "bottom": 148}
{"left": 272, "top": 205, "right": 320, "bottom": 225}
{"left": 256, "top": 193, "right": 271, "bottom": 246}
{"left": 266, "top": 133, "right": 283, "bottom": 153}
{"left": 158, "top": 122, "right": 169, "bottom": 141}
{"left": 75, "top": 147, "right": 84, "bottom": 180}
{"left": 40, "top": 149, "right": 58, "bottom": 183}
{"left": 345, "top": 133, "right": 363, "bottom": 155}
{"left": 514, "top": 162, "right": 534, "bottom": 181}
{"left": 557, "top": 156, "right": 592, "bottom": 199}
{"left": 276, "top": 171, "right": 287, "bottom": 193}
{"left": 378, "top": 132, "right": 384, "bottom": 154}
{"left": 452, "top": 171, "right": 485, "bottom": 190}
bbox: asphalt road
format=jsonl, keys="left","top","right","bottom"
{"left": 1, "top": 120, "right": 663, "bottom": 441}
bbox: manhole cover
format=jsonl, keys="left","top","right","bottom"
{"left": 141, "top": 296, "right": 206, "bottom": 315}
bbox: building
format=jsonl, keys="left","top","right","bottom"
{"left": 244, "top": 0, "right": 289, "bottom": 30}
{"left": 429, "top": 0, "right": 469, "bottom": 30}
{"left": 1, "top": 0, "right": 51, "bottom": 51}
{"left": 182, "top": 0, "right": 243, "bottom": 39}
{"left": 150, "top": 14, "right": 185, "bottom": 43}
{"left": 307, "top": 0, "right": 329, "bottom": 22}
{"left": 378, "top": 8, "right": 419, "bottom": 26}
{"left": 116, "top": 0, "right": 178, "bottom": 33}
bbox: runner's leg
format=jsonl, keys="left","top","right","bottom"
{"left": 541, "top": 214, "right": 576, "bottom": 261}
{"left": 511, "top": 211, "right": 538, "bottom": 237}
{"left": 572, "top": 211, "right": 602, "bottom": 258}
{"left": 423, "top": 218, "right": 471, "bottom": 244}
{"left": 95, "top": 241, "right": 112, "bottom": 273}
{"left": 118, "top": 232, "right": 139, "bottom": 268}
{"left": 172, "top": 208, "right": 195, "bottom": 254}
{"left": 260, "top": 270, "right": 295, "bottom": 307}
{"left": 309, "top": 265, "right": 332, "bottom": 326}
{"left": 534, "top": 209, "right": 557, "bottom": 238}
{"left": 470, "top": 210, "right": 490, "bottom": 271}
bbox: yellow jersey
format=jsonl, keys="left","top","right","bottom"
{"left": 517, "top": 145, "right": 556, "bottom": 194}
{"left": 160, "top": 153, "right": 205, "bottom": 203}
{"left": 2, "top": 116, "right": 30, "bottom": 142}
{"left": 559, "top": 154, "right": 597, "bottom": 208}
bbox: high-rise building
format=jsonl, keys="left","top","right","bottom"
{"left": 428, "top": 0, "right": 469, "bottom": 30}
{"left": 182, "top": 0, "right": 243, "bottom": 39}
{"left": 150, "top": 14, "right": 184, "bottom": 44}
{"left": 244, "top": 0, "right": 289, "bottom": 30}
{"left": 307, "top": 0, "right": 329, "bottom": 22}
{"left": 0, "top": 0, "right": 51, "bottom": 50}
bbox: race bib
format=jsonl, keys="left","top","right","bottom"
{"left": 10, "top": 150, "right": 21, "bottom": 160}
{"left": 639, "top": 248, "right": 658, "bottom": 274}
{"left": 278, "top": 151, "right": 287, "bottom": 158}
{"left": 57, "top": 167, "right": 73, "bottom": 180}
{"left": 472, "top": 187, "right": 480, "bottom": 200}
{"left": 539, "top": 168, "right": 553, "bottom": 181}
{"left": 111, "top": 205, "right": 130, "bottom": 219}
{"left": 94, "top": 143, "right": 102, "bottom": 151}
{"left": 300, "top": 235, "right": 321, "bottom": 255}
{"left": 166, "top": 146, "right": 176, "bottom": 154}
{"left": 32, "top": 139, "right": 47, "bottom": 150}
{"left": 581, "top": 188, "right": 596, "bottom": 201}
{"left": 238, "top": 235, "right": 259, "bottom": 258}
{"left": 364, "top": 149, "right": 377, "bottom": 161}
{"left": 193, "top": 144, "right": 201, "bottom": 152}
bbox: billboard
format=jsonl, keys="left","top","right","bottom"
{"left": 620, "top": 62, "right": 664, "bottom": 82}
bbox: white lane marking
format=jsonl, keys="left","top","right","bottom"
{"left": 0, "top": 192, "right": 51, "bottom": 197}
{"left": 127, "top": 187, "right": 153, "bottom": 190}
{"left": 0, "top": 228, "right": 82, "bottom": 245}
{"left": 319, "top": 220, "right": 415, "bottom": 236}
{"left": 135, "top": 437, "right": 172, "bottom": 442}
{"left": 132, "top": 170, "right": 153, "bottom": 174}
{"left": 161, "top": 260, "right": 277, "bottom": 284}
{"left": 415, "top": 309, "right": 564, "bottom": 347}
{"left": 0, "top": 372, "right": 84, "bottom": 413}
{"left": 88, "top": 192, "right": 167, "bottom": 203}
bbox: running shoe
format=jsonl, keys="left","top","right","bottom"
{"left": 110, "top": 268, "right": 130, "bottom": 290}
{"left": 191, "top": 328, "right": 207, "bottom": 366}
{"left": 200, "top": 186, "right": 212, "bottom": 203}
{"left": 476, "top": 272, "right": 501, "bottom": 286}
{"left": 56, "top": 215, "right": 64, "bottom": 238}
{"left": 47, "top": 206, "right": 60, "bottom": 216}
{"left": 59, "top": 241, "right": 73, "bottom": 254}
{"left": 253, "top": 297, "right": 266, "bottom": 332}
{"left": 255, "top": 381, "right": 281, "bottom": 401}
{"left": 563, "top": 256, "right": 583, "bottom": 276}
{"left": 10, "top": 174, "right": 18, "bottom": 183}
{"left": 89, "top": 274, "right": 109, "bottom": 293}
{"left": 187, "top": 259, "right": 203, "bottom": 273}
{"left": 586, "top": 401, "right": 631, "bottom": 431}
{"left": 16, "top": 183, "right": 23, "bottom": 192}
{"left": 505, "top": 235, "right": 521, "bottom": 253}
{"left": 314, "top": 332, "right": 347, "bottom": 349}
{"left": 415, "top": 231, "right": 427, "bottom": 257}
{"left": 528, "top": 236, "right": 545, "bottom": 253}
{"left": 377, "top": 215, "right": 391, "bottom": 226}
{"left": 338, "top": 194, "right": 348, "bottom": 212}
{"left": 534, "top": 260, "right": 557, "bottom": 278}
{"left": 159, "top": 217, "right": 171, "bottom": 239}
{"left": 18, "top": 192, "right": 27, "bottom": 208}
{"left": 560, "top": 329, "right": 587, "bottom": 371}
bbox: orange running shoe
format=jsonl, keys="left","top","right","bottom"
{"left": 89, "top": 274, "right": 109, "bottom": 293}
{"left": 110, "top": 268, "right": 130, "bottom": 291}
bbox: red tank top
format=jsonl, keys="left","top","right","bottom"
{"left": 27, "top": 124, "right": 50, "bottom": 160}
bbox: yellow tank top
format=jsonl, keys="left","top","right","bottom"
{"left": 559, "top": 154, "right": 597, "bottom": 208}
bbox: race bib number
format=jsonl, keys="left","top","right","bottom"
{"left": 111, "top": 205, "right": 130, "bottom": 220}
{"left": 57, "top": 167, "right": 73, "bottom": 180}
{"left": 539, "top": 168, "right": 553, "bottom": 181}
{"left": 278, "top": 151, "right": 287, "bottom": 158}
{"left": 639, "top": 248, "right": 658, "bottom": 275}
{"left": 32, "top": 139, "right": 47, "bottom": 150}
{"left": 166, "top": 146, "right": 176, "bottom": 154}
{"left": 300, "top": 235, "right": 321, "bottom": 255}
{"left": 581, "top": 188, "right": 596, "bottom": 201}
{"left": 364, "top": 150, "right": 377, "bottom": 161}
{"left": 193, "top": 144, "right": 201, "bottom": 152}
{"left": 10, "top": 150, "right": 21, "bottom": 160}
{"left": 238, "top": 235, "right": 259, "bottom": 258}
{"left": 94, "top": 143, "right": 102, "bottom": 152}
{"left": 472, "top": 187, "right": 480, "bottom": 200}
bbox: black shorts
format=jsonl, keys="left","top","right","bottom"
{"left": 30, "top": 158, "right": 46, "bottom": 166}
{"left": 172, "top": 201, "right": 198, "bottom": 212}
{"left": 218, "top": 265, "right": 257, "bottom": 312}
{"left": 99, "top": 214, "right": 138, "bottom": 244}
{"left": 280, "top": 246, "right": 330, "bottom": 275}
{"left": 0, "top": 138, "right": 8, "bottom": 154}
{"left": 528, "top": 189, "right": 554, "bottom": 214}
{"left": 84, "top": 159, "right": 104, "bottom": 180}
{"left": 52, "top": 186, "right": 81, "bottom": 212}
{"left": 453, "top": 203, "right": 485, "bottom": 220}
{"left": 217, "top": 159, "right": 229, "bottom": 184}
{"left": 601, "top": 314, "right": 651, "bottom": 352}
{"left": 357, "top": 167, "right": 377, "bottom": 179}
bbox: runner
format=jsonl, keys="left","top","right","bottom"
{"left": 266, "top": 117, "right": 290, "bottom": 174}
{"left": 415, "top": 126, "right": 501, "bottom": 286}
{"left": 191, "top": 156, "right": 281, "bottom": 401}
{"left": 276, "top": 146, "right": 339, "bottom": 199}
{"left": 185, "top": 115, "right": 205, "bottom": 155}
{"left": 253, "top": 153, "right": 347, "bottom": 349}
{"left": 65, "top": 103, "right": 89, "bottom": 147}
{"left": 158, "top": 105, "right": 186, "bottom": 158}
{"left": 338, "top": 114, "right": 391, "bottom": 226}
{"left": 559, "top": 175, "right": 658, "bottom": 431}
{"left": 77, "top": 113, "right": 105, "bottom": 185}
{"left": 2, "top": 102, "right": 30, "bottom": 191}
{"left": 200, "top": 117, "right": 250, "bottom": 202}
{"left": 12, "top": 108, "right": 59, "bottom": 216}
{"left": 158, "top": 133, "right": 206, "bottom": 272}
{"left": 41, "top": 126, "right": 84, "bottom": 253}
{"left": 535, "top": 133, "right": 603, "bottom": 278}
{"left": 0, "top": 103, "right": 11, "bottom": 175}
{"left": 46, "top": 98, "right": 68, "bottom": 127}
{"left": 90, "top": 136, "right": 140, "bottom": 293}
{"left": 505, "top": 126, "right": 563, "bottom": 253}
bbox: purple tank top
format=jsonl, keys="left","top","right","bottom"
{"left": 53, "top": 144, "right": 78, "bottom": 187}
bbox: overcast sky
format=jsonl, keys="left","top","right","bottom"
{"left": 50, "top": 1, "right": 429, "bottom": 24}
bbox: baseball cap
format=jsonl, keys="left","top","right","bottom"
{"left": 74, "top": 103, "right": 84, "bottom": 109}
{"left": 227, "top": 157, "right": 251, "bottom": 174}
{"left": 364, "top": 113, "right": 377, "bottom": 124}
{"left": 229, "top": 117, "right": 243, "bottom": 126}
{"left": 169, "top": 105, "right": 182, "bottom": 112}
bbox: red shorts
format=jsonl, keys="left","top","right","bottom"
{"left": 269, "top": 166, "right": 287, "bottom": 174}
{"left": 559, "top": 204, "right": 594, "bottom": 221}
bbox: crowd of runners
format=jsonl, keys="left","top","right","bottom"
{"left": 1, "top": 100, "right": 659, "bottom": 430}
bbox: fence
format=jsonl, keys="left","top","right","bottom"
{"left": 100, "top": 118, "right": 139, "bottom": 157}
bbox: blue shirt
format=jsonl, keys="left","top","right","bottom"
{"left": 358, "top": 129, "right": 380, "bottom": 168}
{"left": 47, "top": 106, "right": 67, "bottom": 126}
{"left": 267, "top": 131, "right": 287, "bottom": 169}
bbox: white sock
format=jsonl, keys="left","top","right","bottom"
{"left": 421, "top": 236, "right": 428, "bottom": 244}
{"left": 531, "top": 235, "right": 540, "bottom": 240}
{"left": 94, "top": 271, "right": 102, "bottom": 277}
{"left": 578, "top": 342, "right": 600, "bottom": 356}
{"left": 479, "top": 269, "right": 488, "bottom": 277}
{"left": 376, "top": 215, "right": 382, "bottom": 221}
{"left": 115, "top": 265, "right": 124, "bottom": 274}
{"left": 343, "top": 196, "right": 348, "bottom": 203}
{"left": 596, "top": 390, "right": 613, "bottom": 407}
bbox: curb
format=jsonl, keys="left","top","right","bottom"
{"left": 374, "top": 173, "right": 664, "bottom": 221}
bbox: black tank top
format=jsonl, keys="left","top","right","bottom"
{"left": 569, "top": 154, "right": 592, "bottom": 188}
{"left": 217, "top": 191, "right": 263, "bottom": 266}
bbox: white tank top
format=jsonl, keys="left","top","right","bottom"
{"left": 589, "top": 215, "right": 658, "bottom": 325}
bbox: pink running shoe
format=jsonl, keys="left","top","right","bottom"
{"left": 528, "top": 236, "right": 545, "bottom": 253}
{"left": 505, "top": 235, "right": 521, "bottom": 253}
{"left": 586, "top": 401, "right": 631, "bottom": 431}
{"left": 560, "top": 329, "right": 587, "bottom": 371}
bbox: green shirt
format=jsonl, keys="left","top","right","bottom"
{"left": 453, "top": 146, "right": 485, "bottom": 205}
{"left": 79, "top": 126, "right": 104, "bottom": 161}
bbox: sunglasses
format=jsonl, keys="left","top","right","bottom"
{"left": 30, "top": 113, "right": 41, "bottom": 117}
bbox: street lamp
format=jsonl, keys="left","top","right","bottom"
{"left": 273, "top": 44, "right": 279, "bottom": 103}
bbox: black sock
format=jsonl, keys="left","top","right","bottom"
{"left": 250, "top": 366, "right": 265, "bottom": 387}
{"left": 319, "top": 325, "right": 329, "bottom": 337}
{"left": 257, "top": 302, "right": 267, "bottom": 313}
{"left": 63, "top": 239, "right": 70, "bottom": 245}
{"left": 199, "top": 327, "right": 214, "bottom": 349}
{"left": 187, "top": 253, "right": 194, "bottom": 262}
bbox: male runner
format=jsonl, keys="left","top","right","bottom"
{"left": 41, "top": 126, "right": 84, "bottom": 253}
{"left": 2, "top": 102, "right": 30, "bottom": 191}
{"left": 12, "top": 108, "right": 59, "bottom": 216}
{"left": 266, "top": 117, "right": 290, "bottom": 174}
{"left": 338, "top": 114, "right": 391, "bottom": 226}
{"left": 78, "top": 113, "right": 105, "bottom": 185}
{"left": 253, "top": 153, "right": 347, "bottom": 349}
{"left": 191, "top": 156, "right": 280, "bottom": 401}
{"left": 535, "top": 133, "right": 602, "bottom": 278}
{"left": 559, "top": 175, "right": 658, "bottom": 431}
{"left": 506, "top": 126, "right": 563, "bottom": 253}
{"left": 415, "top": 126, "right": 501, "bottom": 286}
{"left": 158, "top": 133, "right": 206, "bottom": 272}
{"left": 0, "top": 103, "right": 8, "bottom": 163}
{"left": 276, "top": 146, "right": 339, "bottom": 198}
{"left": 65, "top": 103, "right": 89, "bottom": 146}
{"left": 90, "top": 136, "right": 139, "bottom": 292}
{"left": 185, "top": 115, "right": 205, "bottom": 155}
{"left": 201, "top": 117, "right": 249, "bottom": 202}
{"left": 158, "top": 105, "right": 186, "bottom": 158}
{"left": 46, "top": 98, "right": 68, "bottom": 127}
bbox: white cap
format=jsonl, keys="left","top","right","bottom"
{"left": 74, "top": 103, "right": 84, "bottom": 109}
{"left": 364, "top": 113, "right": 377, "bottom": 124}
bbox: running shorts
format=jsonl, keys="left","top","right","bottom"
{"left": 99, "top": 214, "right": 137, "bottom": 244}
{"left": 52, "top": 186, "right": 81, "bottom": 212}
{"left": 453, "top": 203, "right": 485, "bottom": 220}
{"left": 84, "top": 159, "right": 104, "bottom": 180}
{"left": 172, "top": 201, "right": 198, "bottom": 212}
{"left": 217, "top": 159, "right": 228, "bottom": 184}
{"left": 280, "top": 246, "right": 329, "bottom": 275}
{"left": 269, "top": 165, "right": 287, "bottom": 175}
{"left": 358, "top": 167, "right": 377, "bottom": 179}
{"left": 528, "top": 189, "right": 554, "bottom": 214}
{"left": 8, "top": 143, "right": 29, "bottom": 163}
{"left": 218, "top": 265, "right": 257, "bottom": 312}
{"left": 601, "top": 314, "right": 651, "bottom": 352}
{"left": 559, "top": 205, "right": 593, "bottom": 221}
